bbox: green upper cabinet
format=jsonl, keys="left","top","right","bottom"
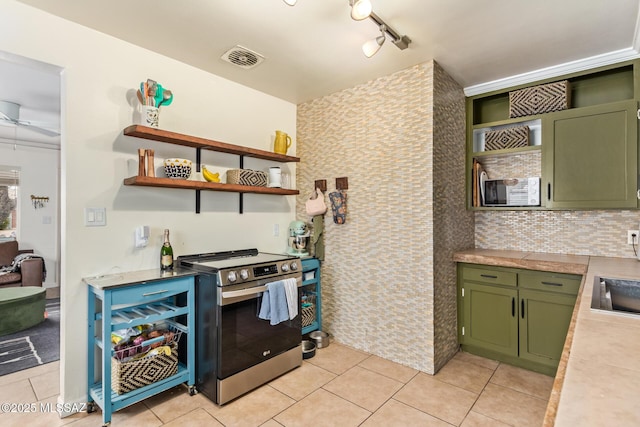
{"left": 542, "top": 100, "right": 638, "bottom": 209}
{"left": 466, "top": 59, "right": 640, "bottom": 210}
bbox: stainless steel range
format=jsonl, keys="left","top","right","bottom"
{"left": 178, "top": 249, "right": 302, "bottom": 405}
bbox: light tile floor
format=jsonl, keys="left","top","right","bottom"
{"left": 0, "top": 342, "right": 553, "bottom": 426}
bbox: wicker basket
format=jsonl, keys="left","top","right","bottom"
{"left": 509, "top": 80, "right": 571, "bottom": 118}
{"left": 111, "top": 344, "right": 178, "bottom": 394}
{"left": 111, "top": 328, "right": 181, "bottom": 395}
{"left": 227, "top": 169, "right": 268, "bottom": 187}
{"left": 484, "top": 126, "right": 530, "bottom": 151}
{"left": 301, "top": 292, "right": 316, "bottom": 327}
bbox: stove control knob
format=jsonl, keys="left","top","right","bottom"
{"left": 227, "top": 271, "right": 237, "bottom": 283}
{"left": 239, "top": 269, "right": 249, "bottom": 280}
{"left": 281, "top": 263, "right": 290, "bottom": 272}
{"left": 290, "top": 262, "right": 298, "bottom": 271}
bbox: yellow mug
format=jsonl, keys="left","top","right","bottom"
{"left": 274, "top": 130, "right": 292, "bottom": 155}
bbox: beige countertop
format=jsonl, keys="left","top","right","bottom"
{"left": 454, "top": 249, "right": 640, "bottom": 426}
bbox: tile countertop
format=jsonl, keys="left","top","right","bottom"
{"left": 454, "top": 249, "right": 640, "bottom": 427}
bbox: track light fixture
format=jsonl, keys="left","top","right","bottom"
{"left": 283, "top": 0, "right": 411, "bottom": 57}
{"left": 362, "top": 25, "right": 385, "bottom": 58}
{"left": 349, "top": 0, "right": 372, "bottom": 21}
{"left": 366, "top": 11, "right": 411, "bottom": 52}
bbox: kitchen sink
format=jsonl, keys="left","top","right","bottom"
{"left": 591, "top": 276, "right": 640, "bottom": 316}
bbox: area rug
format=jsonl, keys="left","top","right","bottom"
{"left": 0, "top": 298, "right": 60, "bottom": 376}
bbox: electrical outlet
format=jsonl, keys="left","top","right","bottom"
{"left": 627, "top": 230, "right": 639, "bottom": 245}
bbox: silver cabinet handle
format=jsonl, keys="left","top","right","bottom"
{"left": 142, "top": 290, "right": 169, "bottom": 296}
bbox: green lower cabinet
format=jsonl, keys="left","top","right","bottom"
{"left": 462, "top": 282, "right": 518, "bottom": 357}
{"left": 518, "top": 289, "right": 576, "bottom": 368}
{"left": 458, "top": 263, "right": 581, "bottom": 376}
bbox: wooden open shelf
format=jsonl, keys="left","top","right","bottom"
{"left": 122, "top": 125, "right": 300, "bottom": 213}
{"left": 124, "top": 175, "right": 299, "bottom": 195}
{"left": 123, "top": 125, "right": 300, "bottom": 163}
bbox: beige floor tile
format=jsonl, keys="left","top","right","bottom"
{"left": 323, "top": 365, "right": 403, "bottom": 412}
{"left": 473, "top": 383, "right": 548, "bottom": 427}
{"left": 0, "top": 378, "right": 37, "bottom": 403}
{"left": 260, "top": 420, "right": 285, "bottom": 427}
{"left": 0, "top": 361, "right": 59, "bottom": 387}
{"left": 0, "top": 394, "right": 89, "bottom": 427}
{"left": 490, "top": 363, "right": 554, "bottom": 400}
{"left": 72, "top": 401, "right": 162, "bottom": 427}
{"left": 306, "top": 343, "right": 370, "bottom": 375}
{"left": 29, "top": 369, "right": 59, "bottom": 401}
{"left": 460, "top": 411, "right": 512, "bottom": 427}
{"left": 360, "top": 399, "right": 453, "bottom": 427}
{"left": 144, "top": 385, "right": 215, "bottom": 423}
{"left": 358, "top": 355, "right": 419, "bottom": 383}
{"left": 274, "top": 389, "right": 370, "bottom": 427}
{"left": 268, "top": 360, "right": 336, "bottom": 400}
{"left": 394, "top": 372, "right": 478, "bottom": 426}
{"left": 161, "top": 407, "right": 222, "bottom": 426}
{"left": 434, "top": 358, "right": 494, "bottom": 394}
{"left": 454, "top": 351, "right": 499, "bottom": 371}
{"left": 0, "top": 397, "right": 74, "bottom": 427}
{"left": 212, "top": 385, "right": 295, "bottom": 427}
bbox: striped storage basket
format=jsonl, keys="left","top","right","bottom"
{"left": 227, "top": 169, "right": 268, "bottom": 187}
{"left": 484, "top": 126, "right": 530, "bottom": 151}
{"left": 509, "top": 80, "right": 571, "bottom": 118}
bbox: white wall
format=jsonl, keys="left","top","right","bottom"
{"left": 1, "top": 0, "right": 297, "bottom": 409}
{"left": 0, "top": 143, "right": 59, "bottom": 286}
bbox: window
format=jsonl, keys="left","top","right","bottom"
{"left": 0, "top": 167, "right": 19, "bottom": 240}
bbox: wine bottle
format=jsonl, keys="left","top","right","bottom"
{"left": 160, "top": 229, "right": 174, "bottom": 270}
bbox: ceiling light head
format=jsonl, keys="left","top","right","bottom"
{"left": 350, "top": 0, "right": 372, "bottom": 21}
{"left": 362, "top": 25, "right": 386, "bottom": 58}
{"left": 283, "top": 0, "right": 297, "bottom": 5}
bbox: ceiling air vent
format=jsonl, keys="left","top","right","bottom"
{"left": 221, "top": 45, "right": 265, "bottom": 69}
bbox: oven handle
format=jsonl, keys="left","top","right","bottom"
{"left": 220, "top": 277, "right": 302, "bottom": 302}
{"left": 221, "top": 285, "right": 269, "bottom": 299}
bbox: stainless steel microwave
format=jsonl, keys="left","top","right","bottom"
{"left": 483, "top": 177, "right": 540, "bottom": 207}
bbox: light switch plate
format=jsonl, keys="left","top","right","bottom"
{"left": 85, "top": 207, "right": 106, "bottom": 226}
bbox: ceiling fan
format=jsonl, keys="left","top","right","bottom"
{"left": 0, "top": 100, "right": 60, "bottom": 137}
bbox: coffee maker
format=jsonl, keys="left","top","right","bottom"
{"left": 287, "top": 220, "right": 310, "bottom": 257}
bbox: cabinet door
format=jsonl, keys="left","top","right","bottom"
{"left": 519, "top": 289, "right": 576, "bottom": 368}
{"left": 462, "top": 282, "right": 518, "bottom": 357}
{"left": 543, "top": 100, "right": 638, "bottom": 209}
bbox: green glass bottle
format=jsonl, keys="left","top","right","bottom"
{"left": 160, "top": 229, "right": 174, "bottom": 270}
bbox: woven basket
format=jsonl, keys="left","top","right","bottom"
{"left": 111, "top": 343, "right": 178, "bottom": 394}
{"left": 509, "top": 80, "right": 571, "bottom": 118}
{"left": 484, "top": 126, "right": 529, "bottom": 151}
{"left": 301, "top": 292, "right": 316, "bottom": 327}
{"left": 227, "top": 169, "right": 268, "bottom": 187}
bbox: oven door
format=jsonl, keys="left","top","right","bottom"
{"left": 217, "top": 273, "right": 301, "bottom": 380}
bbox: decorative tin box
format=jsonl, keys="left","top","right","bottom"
{"left": 509, "top": 80, "right": 571, "bottom": 118}
{"left": 484, "top": 126, "right": 530, "bottom": 151}
{"left": 227, "top": 169, "right": 268, "bottom": 187}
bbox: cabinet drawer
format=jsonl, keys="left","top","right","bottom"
{"left": 462, "top": 266, "right": 517, "bottom": 287}
{"left": 519, "top": 272, "right": 581, "bottom": 295}
{"left": 110, "top": 277, "right": 192, "bottom": 306}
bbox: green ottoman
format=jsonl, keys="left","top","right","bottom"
{"left": 0, "top": 287, "right": 46, "bottom": 336}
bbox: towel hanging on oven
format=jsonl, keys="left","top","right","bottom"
{"left": 258, "top": 279, "right": 298, "bottom": 325}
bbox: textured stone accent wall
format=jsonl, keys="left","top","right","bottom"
{"left": 432, "top": 63, "right": 474, "bottom": 372}
{"left": 297, "top": 61, "right": 473, "bottom": 374}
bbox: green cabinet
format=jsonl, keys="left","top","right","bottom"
{"left": 542, "top": 100, "right": 638, "bottom": 208}
{"left": 458, "top": 264, "right": 581, "bottom": 375}
{"left": 461, "top": 282, "right": 518, "bottom": 357}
